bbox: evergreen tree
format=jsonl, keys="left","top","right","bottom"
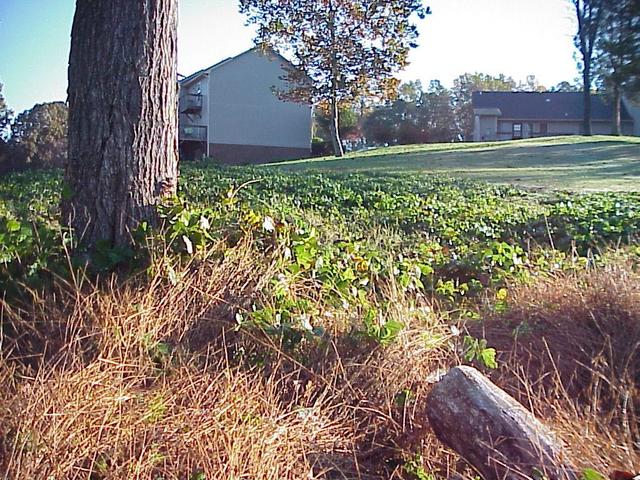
{"left": 0, "top": 83, "right": 11, "bottom": 140}
{"left": 0, "top": 83, "right": 13, "bottom": 173}
{"left": 517, "top": 75, "right": 547, "bottom": 92}
{"left": 551, "top": 81, "right": 582, "bottom": 92}
{"left": 419, "top": 80, "right": 459, "bottom": 143}
{"left": 363, "top": 80, "right": 458, "bottom": 145}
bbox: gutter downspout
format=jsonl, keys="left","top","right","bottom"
{"left": 205, "top": 73, "right": 210, "bottom": 158}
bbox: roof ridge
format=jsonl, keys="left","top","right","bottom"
{"left": 179, "top": 46, "right": 292, "bottom": 86}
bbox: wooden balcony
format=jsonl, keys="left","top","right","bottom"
{"left": 180, "top": 94, "right": 203, "bottom": 114}
{"left": 179, "top": 125, "right": 207, "bottom": 142}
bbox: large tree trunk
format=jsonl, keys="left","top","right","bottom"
{"left": 612, "top": 83, "right": 622, "bottom": 135}
{"left": 63, "top": 0, "right": 179, "bottom": 249}
{"left": 574, "top": 0, "right": 605, "bottom": 137}
{"left": 426, "top": 366, "right": 579, "bottom": 480}
{"left": 582, "top": 66, "right": 593, "bottom": 136}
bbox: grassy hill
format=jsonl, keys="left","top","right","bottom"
{"left": 270, "top": 135, "right": 640, "bottom": 192}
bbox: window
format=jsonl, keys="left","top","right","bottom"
{"left": 540, "top": 122, "right": 548, "bottom": 135}
{"left": 512, "top": 123, "right": 523, "bottom": 139}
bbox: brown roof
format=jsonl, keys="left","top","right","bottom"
{"left": 472, "top": 91, "right": 632, "bottom": 121}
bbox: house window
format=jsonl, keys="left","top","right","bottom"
{"left": 512, "top": 123, "right": 523, "bottom": 139}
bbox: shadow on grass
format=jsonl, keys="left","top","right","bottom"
{"left": 278, "top": 141, "right": 640, "bottom": 191}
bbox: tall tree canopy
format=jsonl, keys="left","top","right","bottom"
{"left": 9, "top": 102, "right": 68, "bottom": 169}
{"left": 517, "top": 75, "right": 547, "bottom": 93}
{"left": 314, "top": 104, "right": 360, "bottom": 142}
{"left": 594, "top": 0, "right": 640, "bottom": 134}
{"left": 63, "top": 0, "right": 179, "bottom": 250}
{"left": 239, "top": 0, "right": 430, "bottom": 157}
{"left": 572, "top": 0, "right": 607, "bottom": 135}
{"left": 420, "top": 80, "right": 459, "bottom": 143}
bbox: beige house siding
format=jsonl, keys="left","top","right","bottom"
{"left": 477, "top": 116, "right": 498, "bottom": 141}
{"left": 547, "top": 121, "right": 580, "bottom": 135}
{"left": 208, "top": 50, "right": 312, "bottom": 151}
{"left": 498, "top": 119, "right": 581, "bottom": 137}
{"left": 478, "top": 118, "right": 633, "bottom": 141}
{"left": 179, "top": 48, "right": 312, "bottom": 163}
{"left": 590, "top": 121, "right": 633, "bottom": 135}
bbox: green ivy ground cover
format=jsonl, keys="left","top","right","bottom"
{"left": 2, "top": 163, "right": 639, "bottom": 292}
{"left": 1, "top": 163, "right": 640, "bottom": 354}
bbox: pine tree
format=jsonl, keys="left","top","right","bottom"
{"left": 9, "top": 102, "right": 68, "bottom": 169}
{"left": 0, "top": 83, "right": 12, "bottom": 173}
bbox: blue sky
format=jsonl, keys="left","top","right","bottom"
{"left": 0, "top": 0, "right": 580, "bottom": 114}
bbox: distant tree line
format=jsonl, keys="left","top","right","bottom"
{"left": 312, "top": 73, "right": 586, "bottom": 152}
{"left": 0, "top": 83, "right": 68, "bottom": 174}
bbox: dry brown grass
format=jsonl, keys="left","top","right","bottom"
{"left": 1, "top": 243, "right": 639, "bottom": 479}
{"left": 0, "top": 240, "right": 452, "bottom": 479}
{"left": 475, "top": 262, "right": 640, "bottom": 473}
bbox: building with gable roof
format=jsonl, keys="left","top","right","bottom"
{"left": 472, "top": 91, "right": 638, "bottom": 141}
{"left": 179, "top": 47, "right": 312, "bottom": 163}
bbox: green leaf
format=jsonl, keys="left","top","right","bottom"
{"left": 479, "top": 347, "right": 498, "bottom": 369}
{"left": 155, "top": 341, "right": 171, "bottom": 357}
{"left": 394, "top": 389, "right": 414, "bottom": 407}
{"left": 582, "top": 469, "right": 606, "bottom": 480}
{"left": 379, "top": 319, "right": 404, "bottom": 345}
{"left": 6, "top": 219, "right": 20, "bottom": 233}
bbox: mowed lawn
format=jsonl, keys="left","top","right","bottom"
{"left": 269, "top": 135, "right": 640, "bottom": 192}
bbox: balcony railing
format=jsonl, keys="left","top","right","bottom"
{"left": 180, "top": 125, "right": 207, "bottom": 142}
{"left": 181, "top": 94, "right": 203, "bottom": 114}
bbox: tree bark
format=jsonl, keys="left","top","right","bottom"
{"left": 583, "top": 66, "right": 593, "bottom": 135}
{"left": 63, "top": 0, "right": 179, "bottom": 249}
{"left": 612, "top": 83, "right": 621, "bottom": 135}
{"left": 574, "top": 0, "right": 604, "bottom": 137}
{"left": 327, "top": 1, "right": 344, "bottom": 158}
{"left": 425, "top": 366, "right": 579, "bottom": 480}
{"left": 330, "top": 94, "right": 344, "bottom": 157}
